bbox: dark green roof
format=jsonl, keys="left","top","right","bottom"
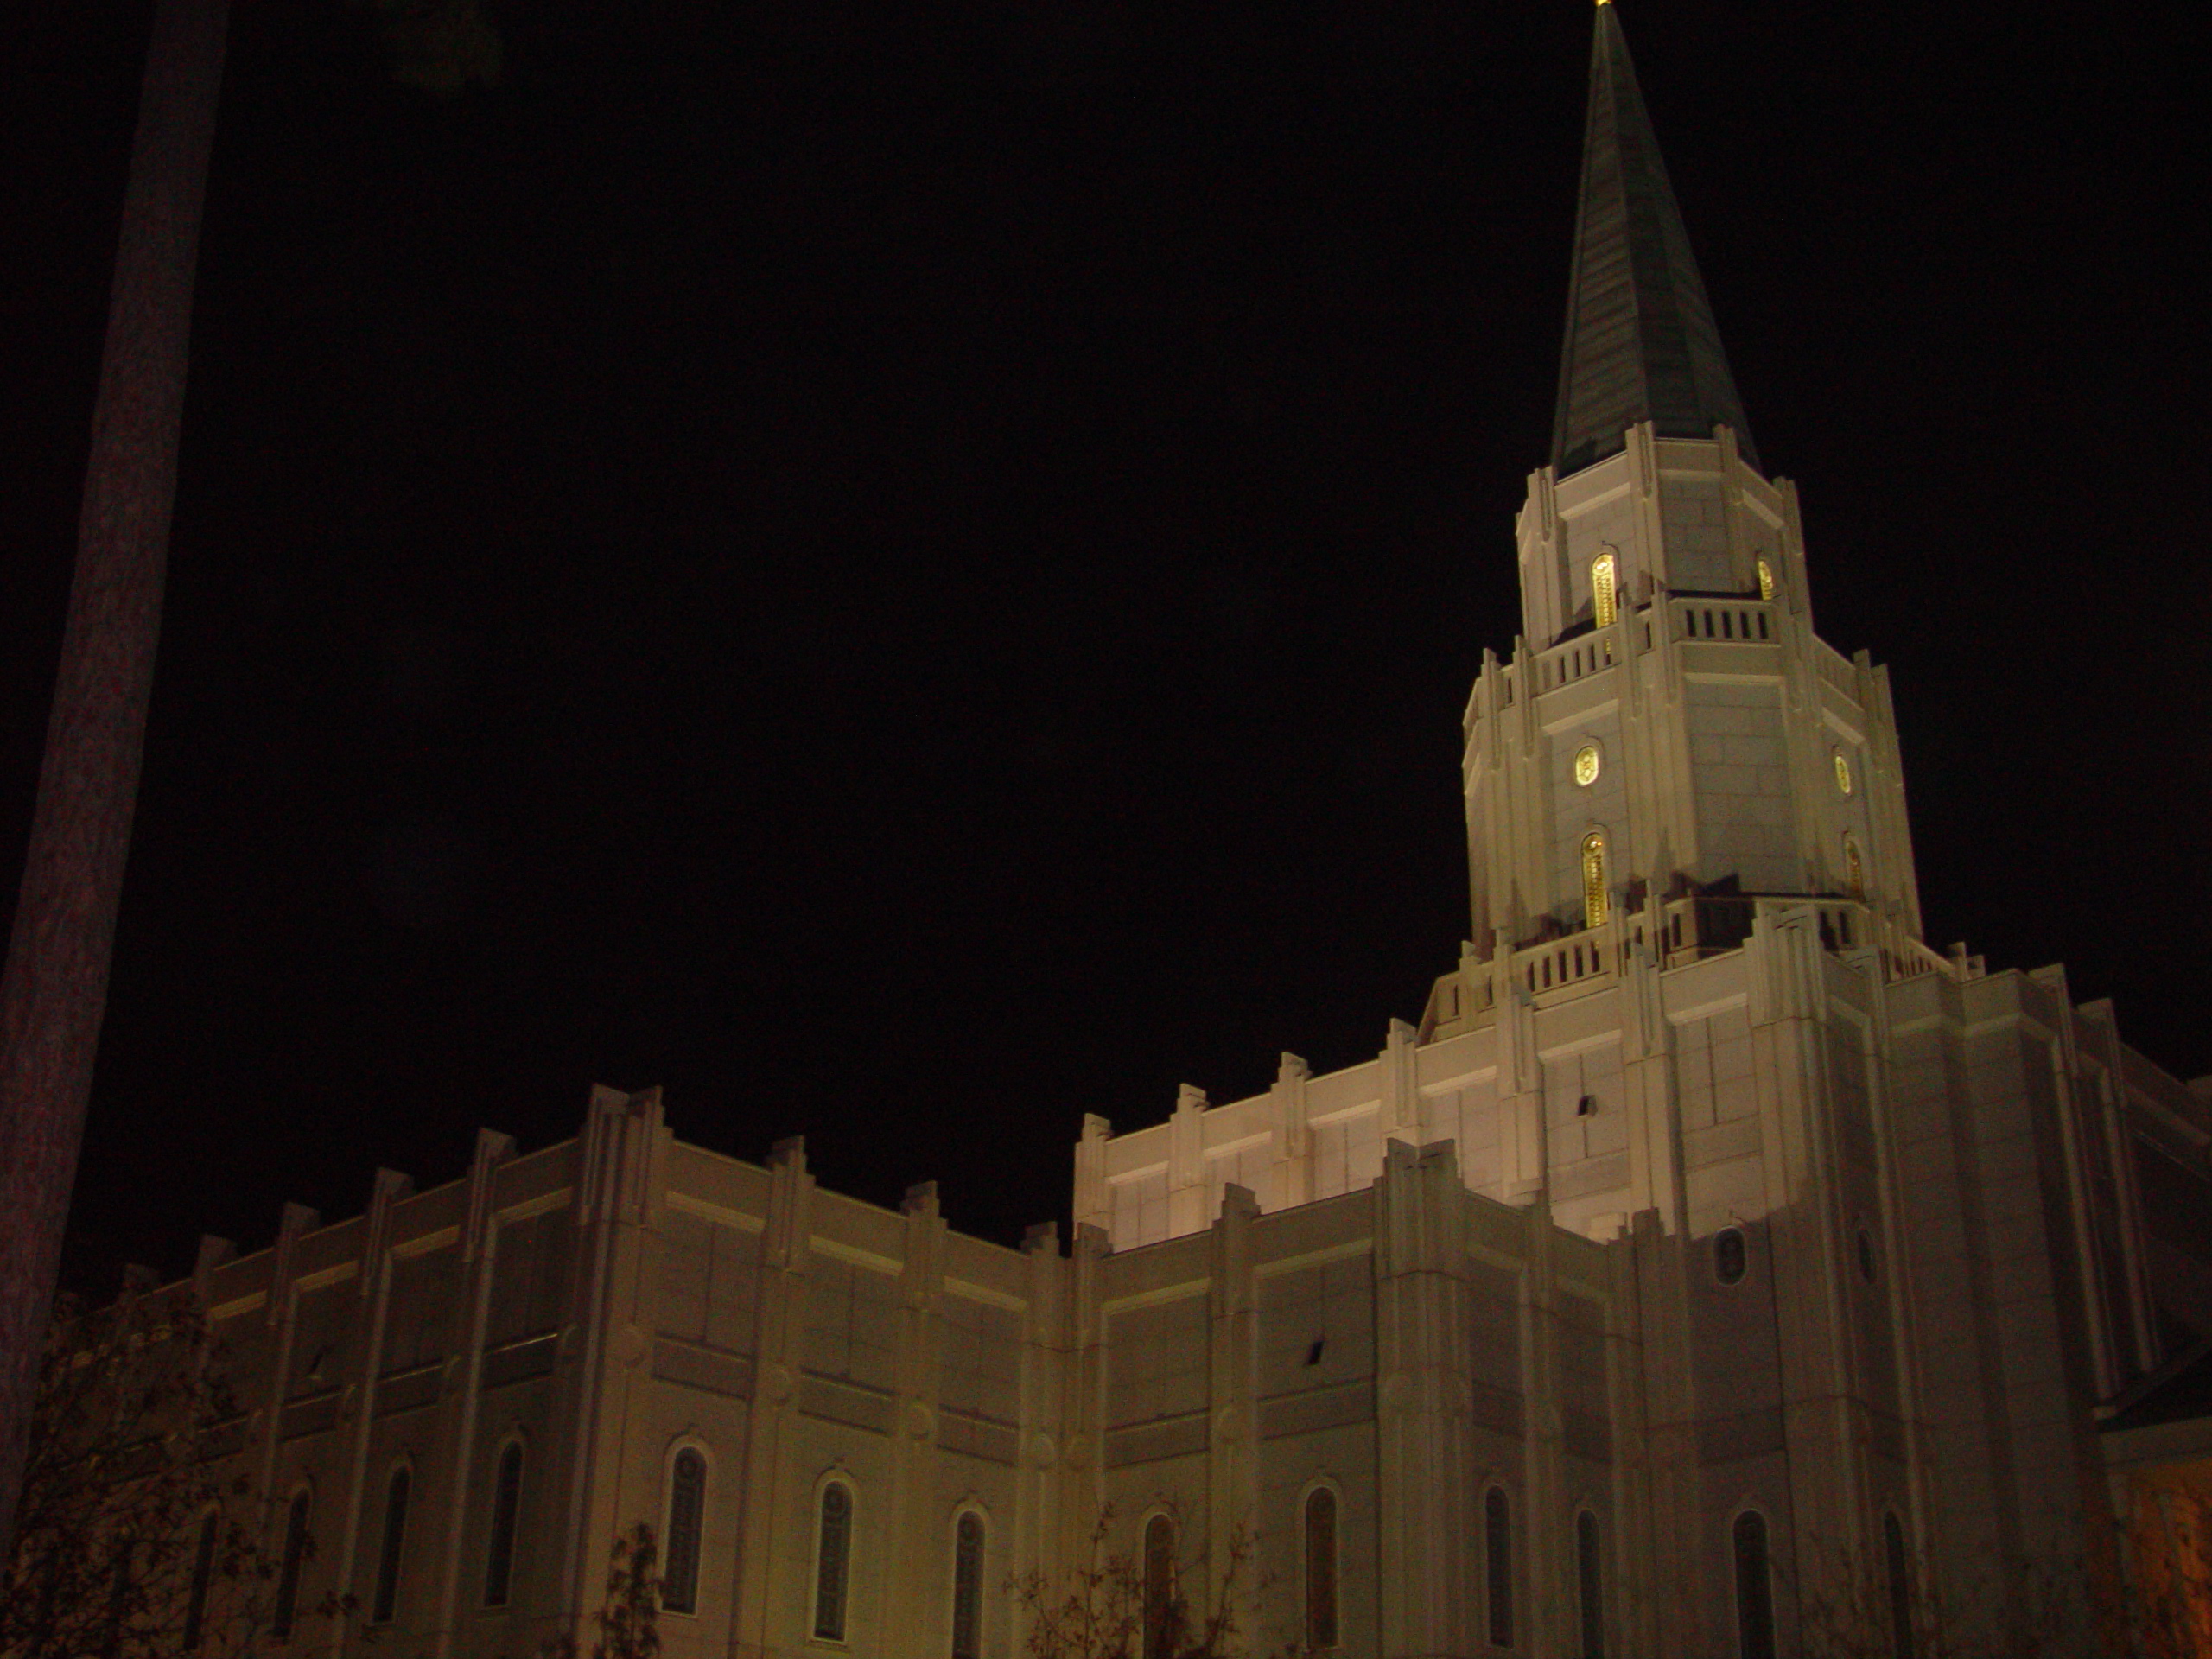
{"left": 1551, "top": 5, "right": 1758, "bottom": 476}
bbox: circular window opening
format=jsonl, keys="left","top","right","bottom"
{"left": 1716, "top": 1227, "right": 1747, "bottom": 1286}
{"left": 1573, "top": 744, "right": 1601, "bottom": 788}
{"left": 1858, "top": 1227, "right": 1877, "bottom": 1283}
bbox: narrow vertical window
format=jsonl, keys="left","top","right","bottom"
{"left": 814, "top": 1482, "right": 852, "bottom": 1642}
{"left": 372, "top": 1466, "right": 410, "bottom": 1624}
{"left": 1757, "top": 557, "right": 1776, "bottom": 601}
{"left": 1305, "top": 1488, "right": 1339, "bottom": 1650}
{"left": 1484, "top": 1487, "right": 1514, "bottom": 1647}
{"left": 1577, "top": 1510, "right": 1604, "bottom": 1659}
{"left": 951, "top": 1512, "right": 985, "bottom": 1659}
{"left": 1843, "top": 834, "right": 1865, "bottom": 900}
{"left": 1885, "top": 1512, "right": 1916, "bottom": 1659}
{"left": 484, "top": 1442, "right": 523, "bottom": 1608}
{"left": 273, "top": 1490, "right": 311, "bottom": 1641}
{"left": 1592, "top": 552, "right": 1618, "bottom": 627}
{"left": 184, "top": 1510, "right": 219, "bottom": 1651}
{"left": 663, "top": 1449, "right": 706, "bottom": 1616}
{"left": 1581, "top": 832, "right": 1608, "bottom": 931}
{"left": 1142, "top": 1515, "right": 1176, "bottom": 1659}
{"left": 1716, "top": 1228, "right": 1748, "bottom": 1287}
{"left": 1733, "top": 1510, "right": 1776, "bottom": 1659}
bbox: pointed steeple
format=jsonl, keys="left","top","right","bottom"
{"left": 1551, "top": 3, "right": 1757, "bottom": 476}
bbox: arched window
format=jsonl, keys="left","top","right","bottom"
{"left": 1304, "top": 1488, "right": 1339, "bottom": 1650}
{"left": 184, "top": 1509, "right": 219, "bottom": 1651}
{"left": 663, "top": 1449, "right": 707, "bottom": 1616}
{"left": 1733, "top": 1510, "right": 1776, "bottom": 1659}
{"left": 1142, "top": 1514, "right": 1176, "bottom": 1659}
{"left": 951, "top": 1511, "right": 986, "bottom": 1659}
{"left": 1885, "top": 1511, "right": 1916, "bottom": 1659}
{"left": 272, "top": 1489, "right": 312, "bottom": 1641}
{"left": 1843, "top": 834, "right": 1865, "bottom": 900}
{"left": 814, "top": 1481, "right": 853, "bottom": 1643}
{"left": 1581, "top": 832, "right": 1608, "bottom": 931}
{"left": 1577, "top": 1509, "right": 1604, "bottom": 1659}
{"left": 372, "top": 1465, "right": 410, "bottom": 1624}
{"left": 1592, "top": 552, "right": 1618, "bottom": 628}
{"left": 1716, "top": 1228, "right": 1748, "bottom": 1287}
{"left": 484, "top": 1441, "right": 524, "bottom": 1608}
{"left": 1757, "top": 557, "right": 1776, "bottom": 602}
{"left": 1484, "top": 1487, "right": 1513, "bottom": 1647}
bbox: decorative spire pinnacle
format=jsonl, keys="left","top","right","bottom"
{"left": 1550, "top": 4, "right": 1757, "bottom": 475}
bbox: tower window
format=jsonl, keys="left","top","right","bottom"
{"left": 1573, "top": 743, "right": 1601, "bottom": 788}
{"left": 484, "top": 1441, "right": 524, "bottom": 1608}
{"left": 1834, "top": 750, "right": 1854, "bottom": 797}
{"left": 1844, "top": 834, "right": 1865, "bottom": 899}
{"left": 952, "top": 1512, "right": 986, "bottom": 1659}
{"left": 1716, "top": 1227, "right": 1747, "bottom": 1286}
{"left": 1580, "top": 831, "right": 1608, "bottom": 930}
{"left": 372, "top": 1465, "right": 410, "bottom": 1624}
{"left": 1734, "top": 1510, "right": 1777, "bottom": 1659}
{"left": 663, "top": 1448, "right": 707, "bottom": 1616}
{"left": 1885, "top": 1511, "right": 1917, "bottom": 1659}
{"left": 1757, "top": 557, "right": 1776, "bottom": 601}
{"left": 1143, "top": 1515, "right": 1176, "bottom": 1659}
{"left": 273, "top": 1489, "right": 312, "bottom": 1641}
{"left": 815, "top": 1481, "right": 853, "bottom": 1642}
{"left": 1304, "top": 1488, "right": 1339, "bottom": 1650}
{"left": 1577, "top": 1509, "right": 1605, "bottom": 1659}
{"left": 1592, "top": 553, "right": 1618, "bottom": 628}
{"left": 1484, "top": 1487, "right": 1514, "bottom": 1647}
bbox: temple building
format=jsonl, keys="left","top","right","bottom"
{"left": 153, "top": 8, "right": 2212, "bottom": 1656}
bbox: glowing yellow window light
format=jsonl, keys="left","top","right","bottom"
{"left": 1844, "top": 833, "right": 1865, "bottom": 899}
{"left": 1580, "top": 832, "right": 1607, "bottom": 930}
{"left": 1591, "top": 552, "right": 1618, "bottom": 628}
{"left": 1834, "top": 751, "right": 1854, "bottom": 797}
{"left": 1757, "top": 557, "right": 1776, "bottom": 601}
{"left": 1573, "top": 744, "right": 1601, "bottom": 787}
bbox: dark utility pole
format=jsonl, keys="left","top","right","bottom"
{"left": 0, "top": 0, "right": 229, "bottom": 1548}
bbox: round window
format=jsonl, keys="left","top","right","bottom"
{"left": 1573, "top": 744, "right": 1601, "bottom": 788}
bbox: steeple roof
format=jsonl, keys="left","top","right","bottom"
{"left": 1551, "top": 3, "right": 1758, "bottom": 476}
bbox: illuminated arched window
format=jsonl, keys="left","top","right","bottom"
{"left": 273, "top": 1488, "right": 312, "bottom": 1640}
{"left": 1734, "top": 1510, "right": 1777, "bottom": 1659}
{"left": 1844, "top": 834, "right": 1865, "bottom": 899}
{"left": 372, "top": 1465, "right": 410, "bottom": 1624}
{"left": 663, "top": 1448, "right": 706, "bottom": 1616}
{"left": 952, "top": 1511, "right": 986, "bottom": 1659}
{"left": 1834, "top": 749, "right": 1854, "bottom": 797}
{"left": 1757, "top": 557, "right": 1776, "bottom": 601}
{"left": 1592, "top": 553, "right": 1618, "bottom": 628}
{"left": 1484, "top": 1487, "right": 1514, "bottom": 1647}
{"left": 1580, "top": 832, "right": 1608, "bottom": 931}
{"left": 1305, "top": 1488, "right": 1339, "bottom": 1650}
{"left": 1577, "top": 1509, "right": 1605, "bottom": 1659}
{"left": 484, "top": 1441, "right": 523, "bottom": 1608}
{"left": 814, "top": 1482, "right": 853, "bottom": 1642}
{"left": 1143, "top": 1515, "right": 1177, "bottom": 1659}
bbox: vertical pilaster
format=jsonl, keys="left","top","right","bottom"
{"left": 730, "top": 1135, "right": 815, "bottom": 1659}
{"left": 1168, "top": 1086, "right": 1208, "bottom": 1237}
{"left": 1012, "top": 1223, "right": 1070, "bottom": 1658}
{"left": 429, "top": 1128, "right": 511, "bottom": 1659}
{"left": 1518, "top": 1193, "right": 1567, "bottom": 1659}
{"left": 1272, "top": 1054, "right": 1313, "bottom": 1209}
{"left": 886, "top": 1182, "right": 949, "bottom": 1644}
{"left": 255, "top": 1200, "right": 320, "bottom": 1524}
{"left": 328, "top": 1166, "right": 413, "bottom": 1654}
{"left": 1206, "top": 1185, "right": 1261, "bottom": 1641}
{"left": 1375, "top": 1141, "right": 1475, "bottom": 1659}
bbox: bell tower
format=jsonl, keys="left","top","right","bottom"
{"left": 1463, "top": 0, "right": 1923, "bottom": 967}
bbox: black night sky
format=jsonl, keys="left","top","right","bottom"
{"left": 4, "top": 0, "right": 2208, "bottom": 1295}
